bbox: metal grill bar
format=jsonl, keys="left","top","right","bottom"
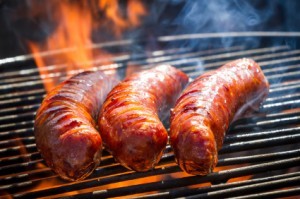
{"left": 133, "top": 172, "right": 300, "bottom": 198}
{"left": 231, "top": 187, "right": 300, "bottom": 199}
{"left": 0, "top": 109, "right": 299, "bottom": 161}
{"left": 0, "top": 91, "right": 297, "bottom": 124}
{"left": 157, "top": 31, "right": 300, "bottom": 41}
{"left": 0, "top": 45, "right": 272, "bottom": 89}
{"left": 1, "top": 44, "right": 300, "bottom": 198}
{"left": 0, "top": 47, "right": 195, "bottom": 85}
{"left": 0, "top": 135, "right": 298, "bottom": 185}
{"left": 0, "top": 56, "right": 299, "bottom": 119}
{"left": 1, "top": 120, "right": 299, "bottom": 165}
{"left": 185, "top": 175, "right": 300, "bottom": 199}
{"left": 142, "top": 46, "right": 291, "bottom": 69}
{"left": 0, "top": 89, "right": 45, "bottom": 101}
{"left": 50, "top": 157, "right": 300, "bottom": 199}
{"left": 226, "top": 127, "right": 300, "bottom": 142}
{"left": 188, "top": 55, "right": 300, "bottom": 78}
{"left": 0, "top": 39, "right": 135, "bottom": 66}
{"left": 0, "top": 46, "right": 288, "bottom": 87}
{"left": 3, "top": 137, "right": 300, "bottom": 198}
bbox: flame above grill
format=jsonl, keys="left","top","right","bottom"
{"left": 27, "top": 0, "right": 146, "bottom": 92}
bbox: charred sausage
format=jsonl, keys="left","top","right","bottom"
{"left": 99, "top": 65, "right": 189, "bottom": 171}
{"left": 170, "top": 58, "right": 269, "bottom": 175}
{"left": 34, "top": 71, "right": 117, "bottom": 181}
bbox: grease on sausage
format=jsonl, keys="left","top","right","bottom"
{"left": 34, "top": 71, "right": 117, "bottom": 181}
{"left": 170, "top": 58, "right": 269, "bottom": 175}
{"left": 99, "top": 65, "right": 189, "bottom": 171}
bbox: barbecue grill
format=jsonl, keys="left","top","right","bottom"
{"left": 1, "top": 33, "right": 300, "bottom": 198}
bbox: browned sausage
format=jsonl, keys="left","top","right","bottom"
{"left": 170, "top": 58, "right": 269, "bottom": 175}
{"left": 99, "top": 65, "right": 189, "bottom": 171}
{"left": 34, "top": 71, "right": 117, "bottom": 181}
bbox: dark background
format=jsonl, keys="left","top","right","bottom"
{"left": 0, "top": 0, "right": 300, "bottom": 59}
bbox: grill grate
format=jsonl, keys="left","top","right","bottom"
{"left": 1, "top": 42, "right": 300, "bottom": 198}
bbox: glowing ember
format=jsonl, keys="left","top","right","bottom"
{"left": 27, "top": 0, "right": 147, "bottom": 92}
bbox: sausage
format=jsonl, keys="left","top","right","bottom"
{"left": 34, "top": 71, "right": 117, "bottom": 181}
{"left": 99, "top": 65, "right": 189, "bottom": 171}
{"left": 170, "top": 58, "right": 269, "bottom": 175}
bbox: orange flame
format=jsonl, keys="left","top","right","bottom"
{"left": 27, "top": 0, "right": 147, "bottom": 92}
{"left": 99, "top": 0, "right": 146, "bottom": 36}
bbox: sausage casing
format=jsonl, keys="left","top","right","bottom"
{"left": 170, "top": 58, "right": 269, "bottom": 175}
{"left": 99, "top": 65, "right": 189, "bottom": 171}
{"left": 34, "top": 71, "right": 117, "bottom": 181}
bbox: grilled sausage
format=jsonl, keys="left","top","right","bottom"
{"left": 99, "top": 65, "right": 189, "bottom": 171}
{"left": 170, "top": 58, "right": 269, "bottom": 175}
{"left": 34, "top": 71, "right": 117, "bottom": 181}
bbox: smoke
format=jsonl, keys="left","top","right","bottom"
{"left": 0, "top": 0, "right": 299, "bottom": 59}
{"left": 140, "top": 0, "right": 289, "bottom": 50}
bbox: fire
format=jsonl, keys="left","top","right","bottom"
{"left": 27, "top": 0, "right": 147, "bottom": 92}
{"left": 99, "top": 0, "right": 146, "bottom": 36}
